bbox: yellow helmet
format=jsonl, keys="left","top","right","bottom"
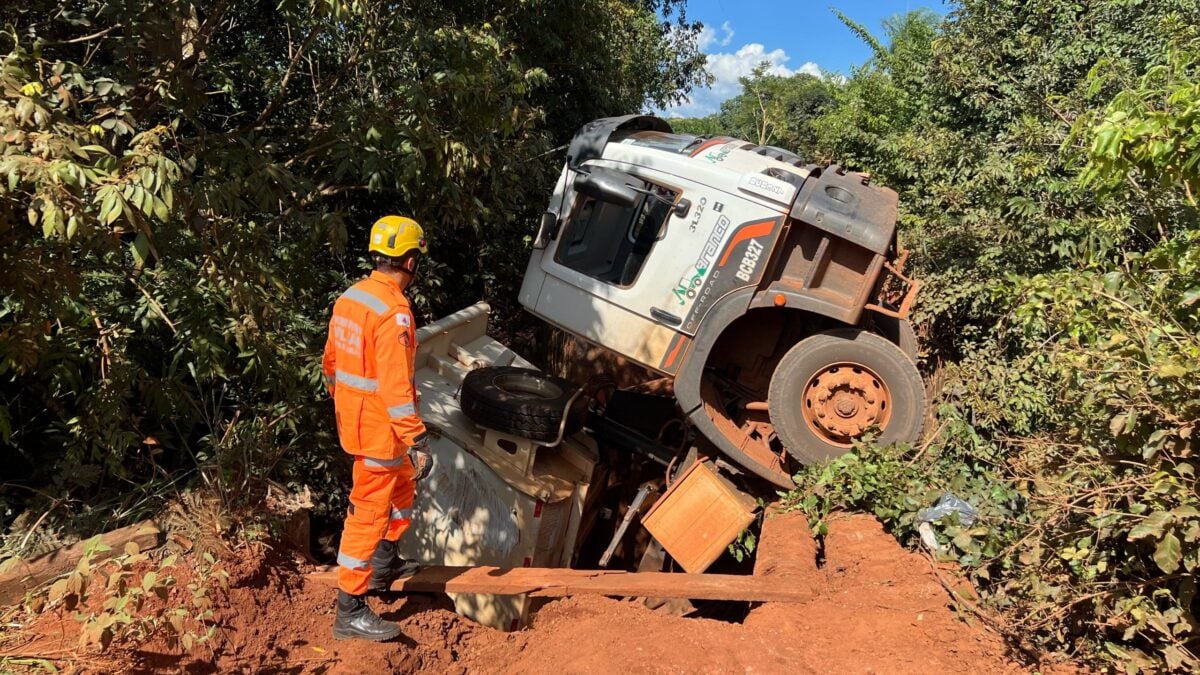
{"left": 368, "top": 215, "right": 428, "bottom": 258}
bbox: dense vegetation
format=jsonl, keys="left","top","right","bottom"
{"left": 3, "top": 0, "right": 1199, "bottom": 670}
{"left": 0, "top": 0, "right": 705, "bottom": 542}
{"left": 707, "top": 2, "right": 1199, "bottom": 671}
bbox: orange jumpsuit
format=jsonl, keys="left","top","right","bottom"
{"left": 322, "top": 271, "right": 426, "bottom": 596}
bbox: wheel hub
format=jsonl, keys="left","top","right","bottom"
{"left": 801, "top": 363, "right": 892, "bottom": 446}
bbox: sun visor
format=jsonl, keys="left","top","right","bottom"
{"left": 566, "top": 115, "right": 673, "bottom": 170}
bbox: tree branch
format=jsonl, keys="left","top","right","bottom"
{"left": 247, "top": 23, "right": 320, "bottom": 131}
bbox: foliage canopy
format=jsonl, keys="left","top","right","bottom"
{"left": 0, "top": 0, "right": 705, "bottom": 542}
{"left": 750, "top": 2, "right": 1200, "bottom": 670}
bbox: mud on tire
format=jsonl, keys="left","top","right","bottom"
{"left": 460, "top": 366, "right": 582, "bottom": 443}
{"left": 768, "top": 329, "right": 925, "bottom": 465}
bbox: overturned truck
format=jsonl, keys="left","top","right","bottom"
{"left": 399, "top": 115, "right": 926, "bottom": 629}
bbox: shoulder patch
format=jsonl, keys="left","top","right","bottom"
{"left": 395, "top": 313, "right": 411, "bottom": 328}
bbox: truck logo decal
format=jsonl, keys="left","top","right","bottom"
{"left": 703, "top": 145, "right": 732, "bottom": 164}
{"left": 680, "top": 217, "right": 783, "bottom": 333}
{"left": 673, "top": 214, "right": 731, "bottom": 305}
{"left": 738, "top": 173, "right": 796, "bottom": 204}
{"left": 746, "top": 176, "right": 784, "bottom": 195}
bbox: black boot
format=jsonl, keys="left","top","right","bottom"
{"left": 367, "top": 539, "right": 419, "bottom": 592}
{"left": 332, "top": 590, "right": 402, "bottom": 642}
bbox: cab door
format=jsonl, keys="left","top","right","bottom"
{"left": 533, "top": 162, "right": 710, "bottom": 368}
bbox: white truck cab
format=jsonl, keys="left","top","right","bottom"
{"left": 520, "top": 116, "right": 925, "bottom": 488}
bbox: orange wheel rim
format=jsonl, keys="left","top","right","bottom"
{"left": 800, "top": 362, "right": 892, "bottom": 447}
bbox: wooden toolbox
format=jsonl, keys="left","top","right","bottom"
{"left": 642, "top": 460, "right": 757, "bottom": 573}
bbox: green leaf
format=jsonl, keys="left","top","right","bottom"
{"left": 1129, "top": 511, "right": 1172, "bottom": 540}
{"left": 1182, "top": 287, "right": 1200, "bottom": 307}
{"left": 1156, "top": 362, "right": 1187, "bottom": 379}
{"left": 131, "top": 233, "right": 151, "bottom": 267}
{"left": 139, "top": 186, "right": 154, "bottom": 215}
{"left": 152, "top": 195, "right": 168, "bottom": 221}
{"left": 1154, "top": 530, "right": 1182, "bottom": 573}
{"left": 104, "top": 197, "right": 123, "bottom": 226}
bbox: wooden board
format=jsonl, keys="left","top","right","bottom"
{"left": 308, "top": 565, "right": 815, "bottom": 603}
{"left": 0, "top": 520, "right": 162, "bottom": 607}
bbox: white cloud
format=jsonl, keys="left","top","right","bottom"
{"left": 658, "top": 23, "right": 821, "bottom": 119}
{"left": 697, "top": 21, "right": 734, "bottom": 50}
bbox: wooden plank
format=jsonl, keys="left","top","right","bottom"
{"left": 308, "top": 565, "right": 814, "bottom": 603}
{"left": 0, "top": 520, "right": 162, "bottom": 607}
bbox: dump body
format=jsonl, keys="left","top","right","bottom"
{"left": 399, "top": 303, "right": 597, "bottom": 630}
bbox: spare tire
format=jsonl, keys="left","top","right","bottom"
{"left": 460, "top": 367, "right": 582, "bottom": 443}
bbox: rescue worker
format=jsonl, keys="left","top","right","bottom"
{"left": 322, "top": 215, "right": 433, "bottom": 642}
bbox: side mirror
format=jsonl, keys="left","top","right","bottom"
{"left": 573, "top": 167, "right": 641, "bottom": 208}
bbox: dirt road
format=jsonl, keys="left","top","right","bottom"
{"left": 16, "top": 512, "right": 1049, "bottom": 673}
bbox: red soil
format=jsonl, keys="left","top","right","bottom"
{"left": 7, "top": 512, "right": 1070, "bottom": 674}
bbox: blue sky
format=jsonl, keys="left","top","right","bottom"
{"left": 661, "top": 0, "right": 952, "bottom": 117}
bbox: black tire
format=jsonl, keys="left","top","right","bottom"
{"left": 768, "top": 329, "right": 925, "bottom": 465}
{"left": 460, "top": 366, "right": 581, "bottom": 443}
{"left": 864, "top": 309, "right": 919, "bottom": 363}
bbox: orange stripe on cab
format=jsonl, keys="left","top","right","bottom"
{"left": 663, "top": 335, "right": 689, "bottom": 370}
{"left": 718, "top": 220, "right": 777, "bottom": 267}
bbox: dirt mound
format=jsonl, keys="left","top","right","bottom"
{"left": 480, "top": 512, "right": 1025, "bottom": 675}
{"left": 127, "top": 547, "right": 506, "bottom": 673}
{"left": 8, "top": 512, "right": 1059, "bottom": 673}
{"left": 744, "top": 512, "right": 1017, "bottom": 674}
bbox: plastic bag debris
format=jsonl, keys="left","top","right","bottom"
{"left": 918, "top": 493, "right": 978, "bottom": 527}
{"left": 916, "top": 493, "right": 978, "bottom": 553}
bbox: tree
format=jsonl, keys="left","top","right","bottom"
{"left": 667, "top": 66, "right": 833, "bottom": 159}
{"left": 718, "top": 64, "right": 833, "bottom": 153}
{"left": 0, "top": 0, "right": 705, "bottom": 543}
{"left": 666, "top": 114, "right": 724, "bottom": 137}
{"left": 794, "top": 3, "right": 1200, "bottom": 670}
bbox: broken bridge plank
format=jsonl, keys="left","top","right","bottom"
{"left": 307, "top": 565, "right": 814, "bottom": 603}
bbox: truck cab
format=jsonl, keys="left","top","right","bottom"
{"left": 520, "top": 115, "right": 924, "bottom": 488}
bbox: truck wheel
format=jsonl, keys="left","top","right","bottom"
{"left": 460, "top": 367, "right": 581, "bottom": 443}
{"left": 768, "top": 329, "right": 925, "bottom": 465}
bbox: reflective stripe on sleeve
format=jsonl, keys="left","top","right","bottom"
{"left": 324, "top": 373, "right": 335, "bottom": 386}
{"left": 363, "top": 455, "right": 407, "bottom": 469}
{"left": 335, "top": 370, "right": 378, "bottom": 392}
{"left": 387, "top": 402, "right": 416, "bottom": 419}
{"left": 341, "top": 287, "right": 390, "bottom": 315}
{"left": 390, "top": 507, "right": 413, "bottom": 521}
{"left": 337, "top": 551, "right": 369, "bottom": 570}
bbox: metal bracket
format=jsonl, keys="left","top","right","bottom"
{"left": 547, "top": 387, "right": 586, "bottom": 448}
{"left": 865, "top": 247, "right": 921, "bottom": 320}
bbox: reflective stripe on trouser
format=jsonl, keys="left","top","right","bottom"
{"left": 336, "top": 454, "right": 417, "bottom": 595}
